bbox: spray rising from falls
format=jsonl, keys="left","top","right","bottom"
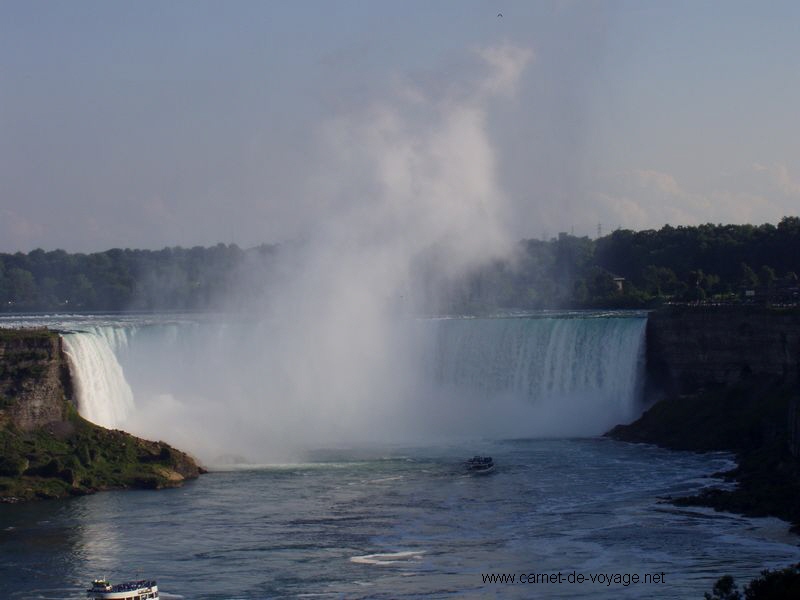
{"left": 61, "top": 315, "right": 647, "bottom": 460}
{"left": 55, "top": 45, "right": 644, "bottom": 460}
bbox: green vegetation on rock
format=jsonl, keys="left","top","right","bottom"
{"left": 0, "top": 328, "right": 203, "bottom": 503}
{"left": 0, "top": 405, "right": 202, "bottom": 501}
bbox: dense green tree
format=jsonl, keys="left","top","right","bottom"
{"left": 759, "top": 265, "right": 776, "bottom": 289}
{"left": 740, "top": 263, "right": 759, "bottom": 289}
{"left": 705, "top": 564, "right": 800, "bottom": 600}
{"left": 705, "top": 574, "right": 740, "bottom": 600}
{"left": 7, "top": 268, "right": 37, "bottom": 306}
{"left": 69, "top": 274, "right": 96, "bottom": 308}
{"left": 0, "top": 219, "right": 799, "bottom": 312}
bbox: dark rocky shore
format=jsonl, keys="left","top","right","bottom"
{"left": 608, "top": 381, "right": 800, "bottom": 533}
{"left": 609, "top": 305, "right": 800, "bottom": 533}
{"left": 0, "top": 328, "right": 204, "bottom": 503}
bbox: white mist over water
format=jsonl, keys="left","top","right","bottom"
{"left": 131, "top": 45, "right": 535, "bottom": 458}
{"left": 46, "top": 46, "right": 649, "bottom": 462}
{"left": 61, "top": 314, "right": 647, "bottom": 463}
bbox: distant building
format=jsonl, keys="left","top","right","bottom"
{"left": 613, "top": 277, "right": 625, "bottom": 293}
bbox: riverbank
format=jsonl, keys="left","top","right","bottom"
{"left": 0, "top": 328, "right": 204, "bottom": 502}
{"left": 607, "top": 381, "right": 800, "bottom": 533}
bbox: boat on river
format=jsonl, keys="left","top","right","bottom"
{"left": 87, "top": 579, "right": 159, "bottom": 599}
{"left": 465, "top": 455, "right": 494, "bottom": 474}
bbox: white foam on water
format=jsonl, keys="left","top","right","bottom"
{"left": 350, "top": 550, "right": 426, "bottom": 565}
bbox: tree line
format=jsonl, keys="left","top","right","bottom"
{"left": 0, "top": 244, "right": 277, "bottom": 312}
{"left": 1, "top": 217, "right": 799, "bottom": 313}
{"left": 447, "top": 216, "right": 800, "bottom": 311}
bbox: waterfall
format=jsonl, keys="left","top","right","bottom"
{"left": 62, "top": 330, "right": 135, "bottom": 429}
{"left": 428, "top": 315, "right": 645, "bottom": 405}
{"left": 57, "top": 313, "right": 647, "bottom": 453}
{"left": 418, "top": 315, "right": 647, "bottom": 434}
{"left": 88, "top": 325, "right": 137, "bottom": 353}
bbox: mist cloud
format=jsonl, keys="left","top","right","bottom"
{"left": 476, "top": 44, "right": 535, "bottom": 98}
{"left": 121, "top": 44, "right": 536, "bottom": 461}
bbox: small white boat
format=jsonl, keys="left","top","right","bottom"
{"left": 87, "top": 579, "right": 159, "bottom": 599}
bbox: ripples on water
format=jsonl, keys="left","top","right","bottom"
{"left": 1, "top": 439, "right": 799, "bottom": 599}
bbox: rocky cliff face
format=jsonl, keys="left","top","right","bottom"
{"left": 646, "top": 305, "right": 800, "bottom": 395}
{"left": 610, "top": 306, "right": 800, "bottom": 532}
{"left": 0, "top": 329, "right": 73, "bottom": 431}
{"left": 0, "top": 328, "right": 204, "bottom": 502}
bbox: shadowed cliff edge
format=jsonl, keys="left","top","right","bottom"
{"left": 608, "top": 305, "right": 800, "bottom": 533}
{"left": 0, "top": 328, "right": 204, "bottom": 503}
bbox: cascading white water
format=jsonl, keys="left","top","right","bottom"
{"left": 427, "top": 316, "right": 645, "bottom": 411}
{"left": 57, "top": 314, "right": 647, "bottom": 458}
{"left": 61, "top": 330, "right": 135, "bottom": 429}
{"left": 88, "top": 325, "right": 137, "bottom": 353}
{"left": 418, "top": 315, "right": 647, "bottom": 436}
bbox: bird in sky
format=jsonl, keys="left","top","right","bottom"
{"left": 497, "top": 13, "right": 503, "bottom": 18}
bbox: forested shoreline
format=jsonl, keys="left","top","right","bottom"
{"left": 456, "top": 216, "right": 800, "bottom": 311}
{"left": 1, "top": 217, "right": 799, "bottom": 312}
{"left": 0, "top": 243, "right": 278, "bottom": 312}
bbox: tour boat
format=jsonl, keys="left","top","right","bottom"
{"left": 86, "top": 579, "right": 159, "bottom": 599}
{"left": 465, "top": 455, "right": 494, "bottom": 474}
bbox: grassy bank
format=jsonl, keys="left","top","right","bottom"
{"left": 0, "top": 403, "right": 203, "bottom": 501}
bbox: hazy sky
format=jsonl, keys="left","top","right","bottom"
{"left": 2, "top": 0, "right": 800, "bottom": 253}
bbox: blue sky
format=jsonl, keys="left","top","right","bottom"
{"left": 2, "top": 0, "right": 800, "bottom": 252}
